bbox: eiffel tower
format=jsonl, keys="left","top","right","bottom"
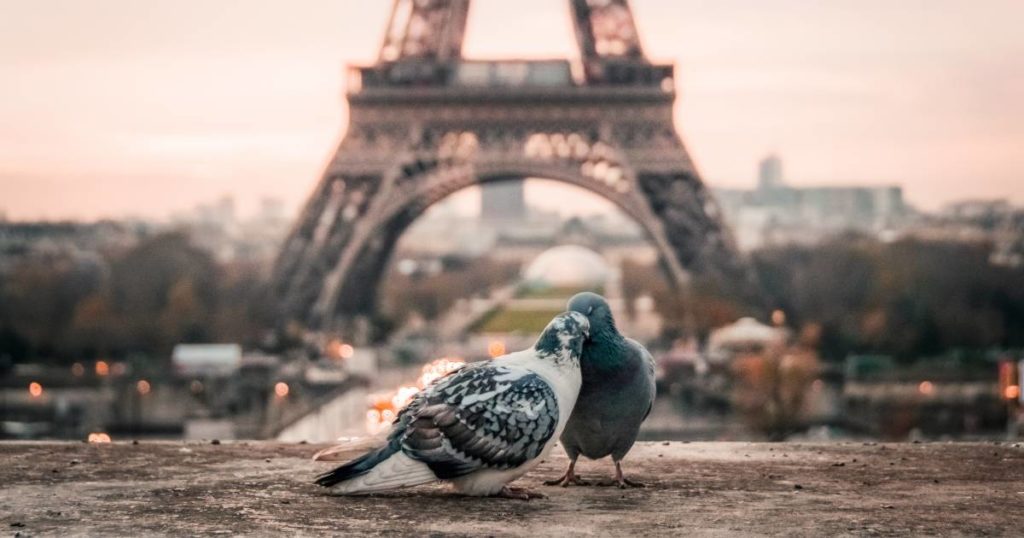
{"left": 272, "top": 0, "right": 760, "bottom": 340}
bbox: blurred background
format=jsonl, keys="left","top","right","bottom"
{"left": 1, "top": 0, "right": 1022, "bottom": 443}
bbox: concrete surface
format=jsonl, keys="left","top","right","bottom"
{"left": 1, "top": 441, "right": 1022, "bottom": 536}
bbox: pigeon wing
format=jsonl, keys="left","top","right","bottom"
{"left": 394, "top": 362, "right": 559, "bottom": 480}
{"left": 627, "top": 338, "right": 658, "bottom": 421}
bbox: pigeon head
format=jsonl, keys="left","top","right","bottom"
{"left": 567, "top": 292, "right": 627, "bottom": 369}
{"left": 567, "top": 292, "right": 618, "bottom": 338}
{"left": 534, "top": 311, "right": 590, "bottom": 366}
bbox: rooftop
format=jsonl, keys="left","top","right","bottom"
{"left": 2, "top": 441, "right": 1021, "bottom": 536}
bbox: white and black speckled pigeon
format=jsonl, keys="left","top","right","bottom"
{"left": 314, "top": 311, "right": 589, "bottom": 499}
{"left": 545, "top": 292, "right": 656, "bottom": 489}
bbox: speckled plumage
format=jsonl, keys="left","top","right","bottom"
{"left": 397, "top": 363, "right": 559, "bottom": 479}
{"left": 548, "top": 292, "right": 656, "bottom": 488}
{"left": 315, "top": 311, "right": 589, "bottom": 497}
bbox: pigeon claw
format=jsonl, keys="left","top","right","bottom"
{"left": 544, "top": 460, "right": 588, "bottom": 487}
{"left": 543, "top": 473, "right": 590, "bottom": 487}
{"left": 611, "top": 461, "right": 646, "bottom": 489}
{"left": 496, "top": 486, "right": 546, "bottom": 500}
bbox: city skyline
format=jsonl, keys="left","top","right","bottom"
{"left": 1, "top": 0, "right": 1022, "bottom": 221}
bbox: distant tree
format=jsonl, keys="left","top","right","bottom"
{"left": 619, "top": 260, "right": 745, "bottom": 341}
{"left": 108, "top": 232, "right": 219, "bottom": 357}
{"left": 753, "top": 237, "right": 1024, "bottom": 362}
{"left": 67, "top": 292, "right": 125, "bottom": 358}
{"left": 212, "top": 263, "right": 277, "bottom": 346}
{"left": 0, "top": 230, "right": 284, "bottom": 365}
{"left": 0, "top": 254, "right": 103, "bottom": 362}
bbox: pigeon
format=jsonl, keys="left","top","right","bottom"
{"left": 314, "top": 311, "right": 589, "bottom": 499}
{"left": 545, "top": 292, "right": 656, "bottom": 488}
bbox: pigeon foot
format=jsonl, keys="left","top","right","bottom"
{"left": 495, "top": 486, "right": 547, "bottom": 500}
{"left": 612, "top": 460, "right": 646, "bottom": 489}
{"left": 543, "top": 459, "right": 589, "bottom": 487}
{"left": 543, "top": 473, "right": 590, "bottom": 487}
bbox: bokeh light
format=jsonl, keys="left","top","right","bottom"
{"left": 87, "top": 433, "right": 112, "bottom": 443}
{"left": 487, "top": 340, "right": 506, "bottom": 358}
{"left": 365, "top": 357, "right": 466, "bottom": 434}
{"left": 771, "top": 309, "right": 786, "bottom": 326}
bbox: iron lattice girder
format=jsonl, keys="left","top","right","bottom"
{"left": 377, "top": 0, "right": 652, "bottom": 84}
{"left": 379, "top": 0, "right": 471, "bottom": 62}
{"left": 379, "top": 0, "right": 645, "bottom": 64}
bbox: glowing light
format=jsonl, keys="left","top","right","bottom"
{"left": 326, "top": 340, "right": 355, "bottom": 361}
{"left": 487, "top": 340, "right": 506, "bottom": 358}
{"left": 325, "top": 339, "right": 342, "bottom": 359}
{"left": 392, "top": 385, "right": 420, "bottom": 410}
{"left": 918, "top": 381, "right": 935, "bottom": 396}
{"left": 87, "top": 433, "right": 112, "bottom": 443}
{"left": 28, "top": 382, "right": 43, "bottom": 398}
{"left": 771, "top": 309, "right": 786, "bottom": 326}
{"left": 137, "top": 380, "right": 151, "bottom": 395}
{"left": 1005, "top": 385, "right": 1021, "bottom": 400}
{"left": 417, "top": 357, "right": 465, "bottom": 388}
{"left": 274, "top": 382, "right": 290, "bottom": 398}
{"left": 95, "top": 360, "right": 110, "bottom": 377}
{"left": 71, "top": 362, "right": 85, "bottom": 377}
{"left": 364, "top": 358, "right": 466, "bottom": 434}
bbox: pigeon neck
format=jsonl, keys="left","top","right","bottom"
{"left": 588, "top": 325, "right": 627, "bottom": 370}
{"left": 533, "top": 326, "right": 583, "bottom": 370}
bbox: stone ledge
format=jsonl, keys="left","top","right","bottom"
{"left": 1, "top": 441, "right": 1022, "bottom": 536}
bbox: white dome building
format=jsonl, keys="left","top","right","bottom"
{"left": 523, "top": 245, "right": 610, "bottom": 288}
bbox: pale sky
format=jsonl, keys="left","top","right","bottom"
{"left": 1, "top": 0, "right": 1022, "bottom": 221}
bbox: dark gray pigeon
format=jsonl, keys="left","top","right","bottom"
{"left": 545, "top": 292, "right": 656, "bottom": 488}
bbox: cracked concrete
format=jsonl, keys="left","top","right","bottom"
{"left": 1, "top": 441, "right": 1022, "bottom": 536}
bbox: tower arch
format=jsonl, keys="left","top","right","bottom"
{"left": 271, "top": 1, "right": 762, "bottom": 338}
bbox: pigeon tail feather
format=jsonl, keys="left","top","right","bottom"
{"left": 314, "top": 442, "right": 396, "bottom": 487}
{"left": 316, "top": 444, "right": 436, "bottom": 494}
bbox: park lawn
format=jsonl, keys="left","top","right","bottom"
{"left": 471, "top": 308, "right": 565, "bottom": 334}
{"left": 516, "top": 285, "right": 604, "bottom": 299}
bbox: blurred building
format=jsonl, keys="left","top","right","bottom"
{"left": 0, "top": 220, "right": 151, "bottom": 272}
{"left": 758, "top": 154, "right": 784, "bottom": 190}
{"left": 714, "top": 155, "right": 907, "bottom": 251}
{"left": 170, "top": 195, "right": 289, "bottom": 265}
{"left": 902, "top": 198, "right": 1024, "bottom": 267}
{"left": 480, "top": 181, "right": 527, "bottom": 223}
